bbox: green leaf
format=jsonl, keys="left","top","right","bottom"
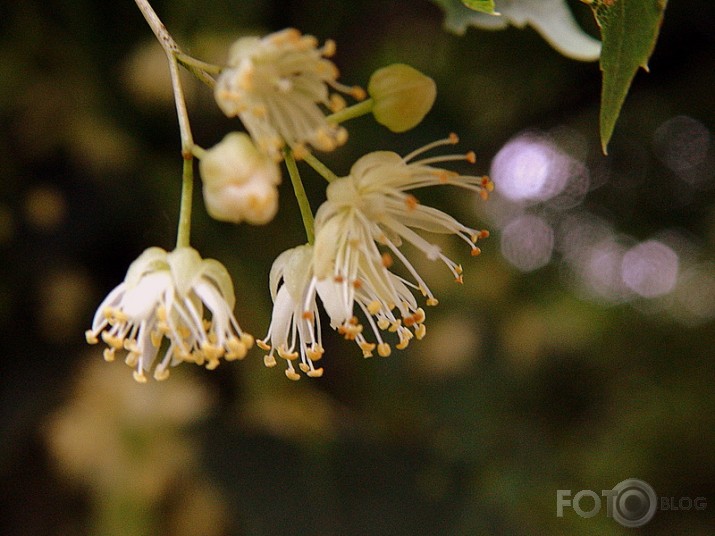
{"left": 461, "top": 0, "right": 497, "bottom": 15}
{"left": 589, "top": 0, "right": 668, "bottom": 153}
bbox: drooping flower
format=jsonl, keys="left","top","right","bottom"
{"left": 433, "top": 0, "right": 602, "bottom": 62}
{"left": 199, "top": 132, "right": 281, "bottom": 225}
{"left": 214, "top": 28, "right": 365, "bottom": 160}
{"left": 312, "top": 134, "right": 492, "bottom": 356}
{"left": 257, "top": 245, "right": 325, "bottom": 380}
{"left": 85, "top": 247, "right": 254, "bottom": 382}
{"left": 258, "top": 244, "right": 429, "bottom": 380}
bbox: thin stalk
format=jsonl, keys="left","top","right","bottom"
{"left": 176, "top": 158, "right": 194, "bottom": 249}
{"left": 302, "top": 152, "right": 340, "bottom": 183}
{"left": 327, "top": 98, "right": 374, "bottom": 124}
{"left": 284, "top": 149, "right": 315, "bottom": 244}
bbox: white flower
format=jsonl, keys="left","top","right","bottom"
{"left": 214, "top": 28, "right": 364, "bottom": 160}
{"left": 199, "top": 132, "right": 281, "bottom": 225}
{"left": 85, "top": 247, "right": 254, "bottom": 382}
{"left": 434, "top": 0, "right": 601, "bottom": 62}
{"left": 312, "top": 135, "right": 492, "bottom": 355}
{"left": 258, "top": 244, "right": 427, "bottom": 380}
{"left": 257, "top": 245, "right": 325, "bottom": 381}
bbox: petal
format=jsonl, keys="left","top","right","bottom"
{"left": 167, "top": 247, "right": 204, "bottom": 298}
{"left": 121, "top": 271, "right": 171, "bottom": 320}
{"left": 198, "top": 258, "right": 236, "bottom": 310}
{"left": 124, "top": 247, "right": 168, "bottom": 288}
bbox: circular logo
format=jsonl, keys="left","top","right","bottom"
{"left": 611, "top": 479, "right": 658, "bottom": 528}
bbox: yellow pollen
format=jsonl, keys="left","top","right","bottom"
{"left": 426, "top": 297, "right": 439, "bottom": 306}
{"left": 299, "top": 362, "right": 310, "bottom": 373}
{"left": 256, "top": 339, "right": 271, "bottom": 351}
{"left": 329, "top": 93, "right": 346, "bottom": 112}
{"left": 414, "top": 324, "right": 427, "bottom": 340}
{"left": 133, "top": 370, "right": 147, "bottom": 383}
{"left": 285, "top": 368, "right": 301, "bottom": 381}
{"left": 377, "top": 343, "right": 392, "bottom": 357}
{"left": 103, "top": 348, "right": 115, "bottom": 362}
{"left": 292, "top": 143, "right": 309, "bottom": 160}
{"left": 125, "top": 352, "right": 139, "bottom": 367}
{"left": 278, "top": 347, "right": 299, "bottom": 360}
{"left": 388, "top": 320, "right": 401, "bottom": 333}
{"left": 359, "top": 341, "right": 376, "bottom": 353}
{"left": 226, "top": 337, "right": 247, "bottom": 360}
{"left": 377, "top": 318, "right": 390, "bottom": 330}
{"left": 241, "top": 333, "right": 255, "bottom": 349}
{"left": 455, "top": 275, "right": 464, "bottom": 284}
{"left": 150, "top": 330, "right": 162, "bottom": 348}
{"left": 264, "top": 354, "right": 277, "bottom": 368}
{"left": 307, "top": 345, "right": 324, "bottom": 360}
{"left": 322, "top": 39, "right": 336, "bottom": 57}
{"left": 455, "top": 264, "right": 463, "bottom": 275}
{"left": 154, "top": 367, "right": 170, "bottom": 381}
{"left": 396, "top": 338, "right": 410, "bottom": 350}
{"left": 414, "top": 308, "right": 426, "bottom": 323}
{"left": 405, "top": 194, "right": 418, "bottom": 211}
{"left": 205, "top": 358, "right": 221, "bottom": 371}
{"left": 448, "top": 132, "right": 459, "bottom": 144}
{"left": 85, "top": 330, "right": 98, "bottom": 344}
{"left": 367, "top": 301, "right": 381, "bottom": 315}
{"left": 101, "top": 331, "right": 124, "bottom": 350}
{"left": 201, "top": 341, "right": 225, "bottom": 361}
{"left": 191, "top": 350, "right": 205, "bottom": 366}
{"left": 307, "top": 368, "right": 324, "bottom": 378}
{"left": 351, "top": 86, "right": 367, "bottom": 100}
{"left": 466, "top": 151, "right": 476, "bottom": 164}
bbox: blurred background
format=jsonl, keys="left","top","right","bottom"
{"left": 1, "top": 0, "right": 713, "bottom": 534}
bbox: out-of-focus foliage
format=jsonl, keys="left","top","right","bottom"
{"left": 0, "top": 1, "right": 713, "bottom": 535}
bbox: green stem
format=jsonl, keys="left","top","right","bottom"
{"left": 302, "top": 152, "right": 340, "bottom": 183}
{"left": 327, "top": 98, "right": 374, "bottom": 124}
{"left": 176, "top": 158, "right": 194, "bottom": 249}
{"left": 284, "top": 149, "right": 315, "bottom": 244}
{"left": 176, "top": 53, "right": 219, "bottom": 88}
{"left": 135, "top": 0, "right": 198, "bottom": 248}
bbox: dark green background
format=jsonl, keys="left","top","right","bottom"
{"left": 0, "top": 0, "right": 713, "bottom": 534}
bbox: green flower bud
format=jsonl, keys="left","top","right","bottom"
{"left": 368, "top": 64, "right": 436, "bottom": 133}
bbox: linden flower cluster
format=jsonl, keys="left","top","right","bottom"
{"left": 89, "top": 3, "right": 490, "bottom": 382}
{"left": 258, "top": 136, "right": 493, "bottom": 380}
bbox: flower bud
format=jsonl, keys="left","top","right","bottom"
{"left": 367, "top": 64, "right": 436, "bottom": 133}
{"left": 199, "top": 132, "right": 281, "bottom": 225}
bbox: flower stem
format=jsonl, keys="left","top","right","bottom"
{"left": 135, "top": 0, "right": 199, "bottom": 247}
{"left": 327, "top": 98, "right": 374, "bottom": 124}
{"left": 176, "top": 158, "right": 194, "bottom": 249}
{"left": 302, "top": 152, "right": 340, "bottom": 183}
{"left": 284, "top": 149, "right": 315, "bottom": 244}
